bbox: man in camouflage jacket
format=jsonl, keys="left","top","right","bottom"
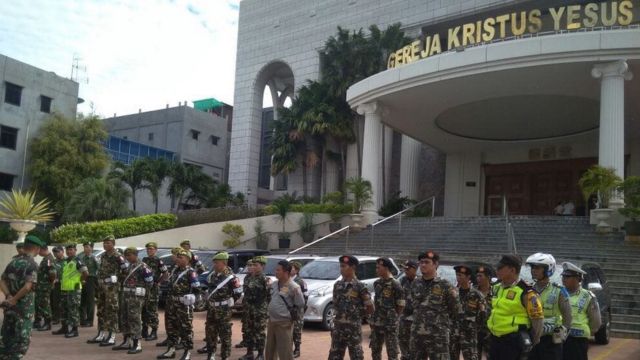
{"left": 240, "top": 256, "right": 270, "bottom": 360}
{"left": 370, "top": 257, "right": 404, "bottom": 360}
{"left": 142, "top": 241, "right": 168, "bottom": 341}
{"left": 450, "top": 265, "right": 486, "bottom": 360}
{"left": 34, "top": 243, "right": 56, "bottom": 331}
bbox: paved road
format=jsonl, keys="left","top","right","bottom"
{"left": 23, "top": 311, "right": 640, "bottom": 359}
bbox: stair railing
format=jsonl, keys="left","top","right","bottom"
{"left": 288, "top": 225, "right": 351, "bottom": 254}
{"left": 370, "top": 196, "right": 436, "bottom": 246}
{"left": 502, "top": 195, "right": 518, "bottom": 254}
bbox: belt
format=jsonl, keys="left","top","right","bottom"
{"left": 212, "top": 299, "right": 231, "bottom": 307}
{"left": 123, "top": 288, "right": 139, "bottom": 293}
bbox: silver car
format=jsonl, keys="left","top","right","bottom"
{"left": 301, "top": 256, "right": 400, "bottom": 330}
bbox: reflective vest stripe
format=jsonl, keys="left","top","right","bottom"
{"left": 568, "top": 288, "right": 592, "bottom": 338}
{"left": 540, "top": 284, "right": 562, "bottom": 328}
{"left": 488, "top": 284, "right": 530, "bottom": 336}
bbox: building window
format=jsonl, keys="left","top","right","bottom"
{"left": 4, "top": 82, "right": 22, "bottom": 106}
{"left": 0, "top": 172, "right": 14, "bottom": 191}
{"left": 148, "top": 132, "right": 154, "bottom": 141}
{"left": 40, "top": 95, "right": 52, "bottom": 113}
{"left": 190, "top": 129, "right": 200, "bottom": 140}
{"left": 0, "top": 125, "right": 18, "bottom": 150}
{"left": 210, "top": 135, "right": 219, "bottom": 145}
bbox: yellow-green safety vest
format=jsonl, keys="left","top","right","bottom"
{"left": 540, "top": 283, "right": 563, "bottom": 328}
{"left": 61, "top": 258, "right": 82, "bottom": 291}
{"left": 568, "top": 288, "right": 592, "bottom": 338}
{"left": 488, "top": 283, "right": 530, "bottom": 336}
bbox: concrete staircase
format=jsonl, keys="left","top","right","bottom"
{"left": 299, "top": 215, "right": 640, "bottom": 338}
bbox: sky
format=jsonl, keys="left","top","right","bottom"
{"left": 0, "top": 0, "right": 241, "bottom": 118}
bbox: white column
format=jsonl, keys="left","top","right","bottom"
{"left": 383, "top": 126, "right": 394, "bottom": 202}
{"left": 400, "top": 135, "right": 422, "bottom": 200}
{"left": 357, "top": 102, "right": 383, "bottom": 220}
{"left": 592, "top": 60, "right": 633, "bottom": 207}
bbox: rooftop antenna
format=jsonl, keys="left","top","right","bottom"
{"left": 71, "top": 54, "right": 89, "bottom": 84}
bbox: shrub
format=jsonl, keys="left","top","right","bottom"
{"left": 51, "top": 213, "right": 177, "bottom": 244}
{"left": 222, "top": 223, "right": 245, "bottom": 248}
{"left": 254, "top": 219, "right": 268, "bottom": 250}
{"left": 378, "top": 191, "right": 414, "bottom": 217}
{"left": 262, "top": 203, "right": 352, "bottom": 216}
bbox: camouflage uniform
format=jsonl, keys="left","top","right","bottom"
{"left": 243, "top": 270, "right": 270, "bottom": 353}
{"left": 142, "top": 254, "right": 167, "bottom": 331}
{"left": 35, "top": 253, "right": 56, "bottom": 326}
{"left": 204, "top": 266, "right": 242, "bottom": 358}
{"left": 449, "top": 287, "right": 486, "bottom": 360}
{"left": 291, "top": 274, "right": 307, "bottom": 350}
{"left": 0, "top": 253, "right": 38, "bottom": 359}
{"left": 60, "top": 255, "right": 88, "bottom": 328}
{"left": 475, "top": 286, "right": 494, "bottom": 357}
{"left": 238, "top": 272, "right": 254, "bottom": 347}
{"left": 188, "top": 252, "right": 206, "bottom": 275}
{"left": 410, "top": 277, "right": 461, "bottom": 360}
{"left": 328, "top": 278, "right": 371, "bottom": 360}
{"left": 121, "top": 259, "right": 154, "bottom": 339}
{"left": 398, "top": 276, "right": 415, "bottom": 360}
{"left": 97, "top": 249, "right": 126, "bottom": 333}
{"left": 78, "top": 252, "right": 98, "bottom": 326}
{"left": 370, "top": 277, "right": 404, "bottom": 360}
{"left": 51, "top": 257, "right": 64, "bottom": 323}
{"left": 165, "top": 265, "right": 200, "bottom": 350}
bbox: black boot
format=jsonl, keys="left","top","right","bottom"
{"left": 52, "top": 324, "right": 67, "bottom": 335}
{"left": 254, "top": 350, "right": 264, "bottom": 360}
{"left": 293, "top": 343, "right": 300, "bottom": 358}
{"left": 128, "top": 338, "right": 142, "bottom": 354}
{"left": 112, "top": 335, "right": 131, "bottom": 350}
{"left": 197, "top": 344, "right": 210, "bottom": 354}
{"left": 157, "top": 347, "right": 176, "bottom": 359}
{"left": 234, "top": 340, "right": 246, "bottom": 348}
{"left": 142, "top": 326, "right": 149, "bottom": 339}
{"left": 239, "top": 348, "right": 254, "bottom": 360}
{"left": 156, "top": 338, "right": 169, "bottom": 347}
{"left": 37, "top": 319, "right": 51, "bottom": 331}
{"left": 87, "top": 330, "right": 106, "bottom": 344}
{"left": 178, "top": 349, "right": 191, "bottom": 360}
{"left": 65, "top": 326, "right": 79, "bottom": 338}
{"left": 146, "top": 327, "right": 158, "bottom": 341}
{"left": 100, "top": 332, "right": 116, "bottom": 346}
{"left": 206, "top": 352, "right": 216, "bottom": 360}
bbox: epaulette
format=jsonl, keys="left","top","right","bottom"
{"left": 517, "top": 279, "right": 534, "bottom": 291}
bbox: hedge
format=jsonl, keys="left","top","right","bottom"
{"left": 262, "top": 203, "right": 353, "bottom": 216}
{"left": 51, "top": 213, "right": 177, "bottom": 244}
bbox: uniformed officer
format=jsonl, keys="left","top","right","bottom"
{"left": 235, "top": 259, "right": 255, "bottom": 349}
{"left": 113, "top": 247, "right": 154, "bottom": 354}
{"left": 197, "top": 252, "right": 243, "bottom": 360}
{"left": 526, "top": 253, "right": 572, "bottom": 360}
{"left": 370, "top": 257, "right": 404, "bottom": 360}
{"left": 561, "top": 262, "right": 601, "bottom": 360}
{"left": 0, "top": 235, "right": 42, "bottom": 359}
{"left": 157, "top": 248, "right": 200, "bottom": 360}
{"left": 51, "top": 246, "right": 65, "bottom": 325}
{"left": 240, "top": 256, "right": 270, "bottom": 360}
{"left": 156, "top": 247, "right": 184, "bottom": 349}
{"left": 450, "top": 264, "right": 486, "bottom": 360}
{"left": 78, "top": 241, "right": 99, "bottom": 328}
{"left": 52, "top": 243, "right": 89, "bottom": 338}
{"left": 13, "top": 242, "right": 25, "bottom": 258}
{"left": 398, "top": 260, "right": 417, "bottom": 360}
{"left": 474, "top": 265, "right": 495, "bottom": 357}
{"left": 410, "top": 250, "right": 461, "bottom": 360}
{"left": 488, "top": 255, "right": 544, "bottom": 360}
{"left": 180, "top": 240, "right": 206, "bottom": 275}
{"left": 34, "top": 243, "right": 56, "bottom": 331}
{"left": 328, "top": 255, "right": 374, "bottom": 360}
{"left": 142, "top": 241, "right": 168, "bottom": 341}
{"left": 290, "top": 261, "right": 307, "bottom": 358}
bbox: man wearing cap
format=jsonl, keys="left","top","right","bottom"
{"left": 51, "top": 246, "right": 65, "bottom": 325}
{"left": 52, "top": 244, "right": 89, "bottom": 338}
{"left": 197, "top": 252, "right": 242, "bottom": 360}
{"left": 561, "top": 262, "right": 601, "bottom": 360}
{"left": 328, "top": 255, "right": 373, "bottom": 360}
{"left": 34, "top": 242, "right": 56, "bottom": 331}
{"left": 0, "top": 235, "right": 42, "bottom": 358}
{"left": 235, "top": 259, "right": 255, "bottom": 350}
{"left": 180, "top": 240, "right": 206, "bottom": 275}
{"left": 241, "top": 256, "right": 270, "bottom": 360}
{"left": 157, "top": 247, "right": 185, "bottom": 348}
{"left": 488, "top": 255, "right": 543, "bottom": 360}
{"left": 450, "top": 265, "right": 486, "bottom": 360}
{"left": 157, "top": 248, "right": 201, "bottom": 360}
{"left": 526, "top": 253, "right": 572, "bottom": 360}
{"left": 112, "top": 247, "right": 154, "bottom": 354}
{"left": 410, "top": 250, "right": 461, "bottom": 360}
{"left": 13, "top": 242, "right": 25, "bottom": 258}
{"left": 474, "top": 265, "right": 495, "bottom": 357}
{"left": 289, "top": 261, "right": 307, "bottom": 358}
{"left": 370, "top": 257, "right": 404, "bottom": 360}
{"left": 88, "top": 235, "right": 127, "bottom": 347}
{"left": 399, "top": 260, "right": 417, "bottom": 360}
{"left": 78, "top": 241, "right": 99, "bottom": 328}
{"left": 142, "top": 241, "right": 168, "bottom": 341}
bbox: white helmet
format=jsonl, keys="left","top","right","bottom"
{"left": 526, "top": 252, "right": 556, "bottom": 277}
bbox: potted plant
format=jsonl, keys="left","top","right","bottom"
{"left": 272, "top": 195, "right": 292, "bottom": 248}
{"left": 299, "top": 211, "right": 315, "bottom": 243}
{"left": 0, "top": 190, "right": 54, "bottom": 243}
{"left": 619, "top": 176, "right": 640, "bottom": 236}
{"left": 578, "top": 165, "right": 621, "bottom": 233}
{"left": 345, "top": 177, "right": 373, "bottom": 230}
{"left": 254, "top": 219, "right": 269, "bottom": 250}
{"left": 222, "top": 223, "right": 245, "bottom": 248}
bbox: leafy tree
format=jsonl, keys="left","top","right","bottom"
{"left": 109, "top": 159, "right": 147, "bottom": 212}
{"left": 62, "top": 177, "right": 132, "bottom": 222}
{"left": 140, "top": 158, "right": 172, "bottom": 213}
{"left": 28, "top": 113, "right": 110, "bottom": 215}
{"left": 167, "top": 162, "right": 211, "bottom": 211}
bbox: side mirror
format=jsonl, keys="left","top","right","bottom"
{"left": 587, "top": 282, "right": 603, "bottom": 291}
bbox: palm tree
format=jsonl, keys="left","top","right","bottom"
{"left": 167, "top": 162, "right": 212, "bottom": 212}
{"left": 62, "top": 177, "right": 131, "bottom": 222}
{"left": 141, "top": 158, "right": 171, "bottom": 213}
{"left": 109, "top": 160, "right": 147, "bottom": 211}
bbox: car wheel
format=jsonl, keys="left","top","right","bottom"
{"left": 594, "top": 310, "right": 610, "bottom": 345}
{"left": 322, "top": 303, "right": 336, "bottom": 331}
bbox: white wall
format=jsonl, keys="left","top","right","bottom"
{"left": 444, "top": 153, "right": 482, "bottom": 217}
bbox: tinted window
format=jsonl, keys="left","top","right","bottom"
{"left": 356, "top": 261, "right": 377, "bottom": 280}
{"left": 40, "top": 95, "right": 52, "bottom": 113}
{"left": 300, "top": 260, "right": 340, "bottom": 280}
{"left": 197, "top": 252, "right": 216, "bottom": 271}
{"left": 0, "top": 125, "right": 18, "bottom": 150}
{"left": 4, "top": 82, "right": 22, "bottom": 106}
{"left": 0, "top": 172, "right": 14, "bottom": 191}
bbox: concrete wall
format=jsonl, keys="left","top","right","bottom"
{"left": 444, "top": 153, "right": 482, "bottom": 217}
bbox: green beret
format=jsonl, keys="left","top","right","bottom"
{"left": 65, "top": 243, "right": 77, "bottom": 250}
{"left": 82, "top": 241, "right": 94, "bottom": 247}
{"left": 252, "top": 256, "right": 267, "bottom": 265}
{"left": 145, "top": 242, "right": 158, "bottom": 249}
{"left": 25, "top": 235, "right": 45, "bottom": 248}
{"left": 176, "top": 249, "right": 190, "bottom": 258}
{"left": 290, "top": 261, "right": 302, "bottom": 269}
{"left": 213, "top": 252, "right": 229, "bottom": 261}
{"left": 171, "top": 247, "right": 182, "bottom": 255}
{"left": 102, "top": 234, "right": 116, "bottom": 242}
{"left": 124, "top": 247, "right": 138, "bottom": 256}
{"left": 180, "top": 239, "right": 191, "bottom": 246}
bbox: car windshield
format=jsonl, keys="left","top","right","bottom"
{"left": 299, "top": 260, "right": 340, "bottom": 280}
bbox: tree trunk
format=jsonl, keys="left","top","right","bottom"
{"left": 132, "top": 189, "right": 137, "bottom": 211}
{"left": 154, "top": 192, "right": 159, "bottom": 213}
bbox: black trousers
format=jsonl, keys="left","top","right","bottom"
{"left": 489, "top": 334, "right": 523, "bottom": 360}
{"left": 528, "top": 335, "right": 562, "bottom": 360}
{"left": 80, "top": 277, "right": 97, "bottom": 324}
{"left": 563, "top": 336, "right": 588, "bottom": 360}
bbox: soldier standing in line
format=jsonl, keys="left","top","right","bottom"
{"left": 157, "top": 247, "right": 183, "bottom": 348}
{"left": 13, "top": 243, "right": 25, "bottom": 258}
{"left": 398, "top": 260, "right": 417, "bottom": 360}
{"left": 410, "top": 250, "right": 461, "bottom": 360}
{"left": 142, "top": 241, "right": 168, "bottom": 341}
{"left": 197, "top": 252, "right": 243, "bottom": 360}
{"left": 52, "top": 244, "right": 89, "bottom": 338}
{"left": 474, "top": 265, "right": 495, "bottom": 357}
{"left": 87, "top": 235, "right": 127, "bottom": 347}
{"left": 235, "top": 259, "right": 255, "bottom": 349}
{"left": 561, "top": 262, "right": 601, "bottom": 360}
{"left": 34, "top": 243, "right": 56, "bottom": 331}
{"left": 157, "top": 248, "right": 200, "bottom": 360}
{"left": 78, "top": 241, "right": 99, "bottom": 328}
{"left": 370, "top": 257, "right": 404, "bottom": 360}
{"left": 289, "top": 261, "right": 307, "bottom": 358}
{"left": 180, "top": 240, "right": 206, "bottom": 275}
{"left": 0, "top": 235, "right": 43, "bottom": 359}
{"left": 449, "top": 265, "right": 486, "bottom": 360}
{"left": 328, "top": 255, "right": 374, "bottom": 360}
{"left": 240, "top": 256, "right": 270, "bottom": 360}
{"left": 112, "top": 247, "right": 154, "bottom": 354}
{"left": 51, "top": 246, "right": 65, "bottom": 325}
{"left": 526, "top": 253, "right": 572, "bottom": 360}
